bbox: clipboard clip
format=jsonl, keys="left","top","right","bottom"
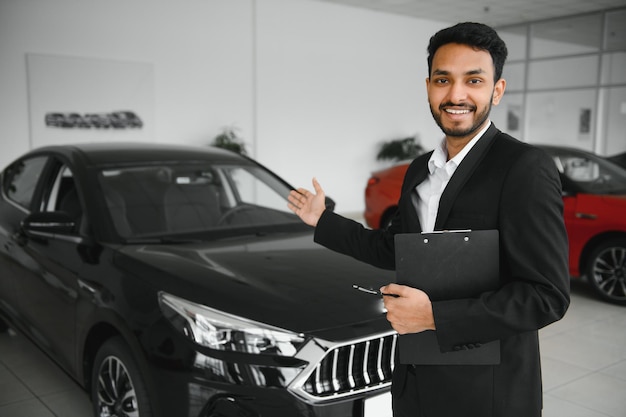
{"left": 420, "top": 229, "right": 472, "bottom": 244}
{"left": 420, "top": 229, "right": 472, "bottom": 234}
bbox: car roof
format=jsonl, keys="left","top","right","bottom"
{"left": 24, "top": 142, "right": 246, "bottom": 167}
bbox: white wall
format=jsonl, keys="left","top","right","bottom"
{"left": 255, "top": 0, "right": 444, "bottom": 212}
{"left": 0, "top": 0, "right": 447, "bottom": 214}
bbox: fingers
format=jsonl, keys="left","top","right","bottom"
{"left": 287, "top": 178, "right": 321, "bottom": 209}
{"left": 380, "top": 283, "right": 405, "bottom": 296}
{"left": 288, "top": 188, "right": 309, "bottom": 207}
{"left": 286, "top": 178, "right": 325, "bottom": 228}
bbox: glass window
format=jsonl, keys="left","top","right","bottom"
{"left": 502, "top": 62, "right": 525, "bottom": 91}
{"left": 490, "top": 93, "right": 524, "bottom": 137}
{"left": 531, "top": 14, "right": 602, "bottom": 58}
{"left": 605, "top": 9, "right": 626, "bottom": 51}
{"left": 548, "top": 147, "right": 626, "bottom": 194}
{"left": 527, "top": 55, "right": 599, "bottom": 89}
{"left": 498, "top": 25, "right": 527, "bottom": 61}
{"left": 98, "top": 163, "right": 300, "bottom": 238}
{"left": 525, "top": 89, "right": 597, "bottom": 151}
{"left": 2, "top": 156, "right": 48, "bottom": 210}
{"left": 601, "top": 52, "right": 626, "bottom": 85}
{"left": 601, "top": 87, "right": 626, "bottom": 156}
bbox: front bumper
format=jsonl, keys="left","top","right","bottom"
{"left": 148, "top": 329, "right": 397, "bottom": 417}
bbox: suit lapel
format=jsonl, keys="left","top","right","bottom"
{"left": 434, "top": 124, "right": 500, "bottom": 230}
{"left": 400, "top": 152, "right": 431, "bottom": 232}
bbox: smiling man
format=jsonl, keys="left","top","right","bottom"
{"left": 288, "top": 22, "right": 570, "bottom": 417}
{"left": 427, "top": 42, "right": 505, "bottom": 157}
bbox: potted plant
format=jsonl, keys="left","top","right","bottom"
{"left": 211, "top": 126, "right": 248, "bottom": 155}
{"left": 376, "top": 135, "right": 424, "bottom": 162}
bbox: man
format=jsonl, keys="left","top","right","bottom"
{"left": 288, "top": 22, "right": 569, "bottom": 417}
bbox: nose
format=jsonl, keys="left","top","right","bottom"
{"left": 445, "top": 81, "right": 468, "bottom": 104}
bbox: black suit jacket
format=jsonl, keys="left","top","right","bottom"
{"left": 314, "top": 124, "right": 570, "bottom": 417}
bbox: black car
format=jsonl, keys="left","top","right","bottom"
{"left": 0, "top": 143, "right": 395, "bottom": 417}
{"left": 608, "top": 151, "right": 626, "bottom": 170}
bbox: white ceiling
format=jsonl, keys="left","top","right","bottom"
{"left": 313, "top": 0, "right": 626, "bottom": 27}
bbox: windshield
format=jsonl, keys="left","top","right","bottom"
{"left": 97, "top": 163, "right": 302, "bottom": 239}
{"left": 548, "top": 147, "right": 626, "bottom": 195}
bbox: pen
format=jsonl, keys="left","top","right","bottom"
{"left": 352, "top": 284, "right": 398, "bottom": 297}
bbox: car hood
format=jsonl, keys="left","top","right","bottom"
{"left": 114, "top": 231, "right": 395, "bottom": 339}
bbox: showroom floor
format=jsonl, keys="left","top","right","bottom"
{"left": 0, "top": 280, "right": 625, "bottom": 417}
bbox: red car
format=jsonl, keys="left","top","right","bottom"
{"left": 364, "top": 145, "right": 626, "bottom": 305}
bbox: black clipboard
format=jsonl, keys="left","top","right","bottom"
{"left": 394, "top": 229, "right": 501, "bottom": 365}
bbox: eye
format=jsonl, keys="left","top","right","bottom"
{"left": 468, "top": 78, "right": 482, "bottom": 85}
{"left": 434, "top": 78, "right": 449, "bottom": 84}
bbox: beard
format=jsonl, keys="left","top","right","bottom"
{"left": 429, "top": 99, "right": 493, "bottom": 138}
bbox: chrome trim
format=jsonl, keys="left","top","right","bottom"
{"left": 376, "top": 337, "right": 385, "bottom": 381}
{"left": 288, "top": 330, "right": 396, "bottom": 404}
{"left": 363, "top": 340, "right": 371, "bottom": 385}
{"left": 25, "top": 229, "right": 83, "bottom": 244}
{"left": 331, "top": 349, "right": 340, "bottom": 392}
{"left": 78, "top": 280, "right": 96, "bottom": 295}
{"left": 347, "top": 344, "right": 355, "bottom": 389}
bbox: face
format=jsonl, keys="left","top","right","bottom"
{"left": 426, "top": 43, "right": 506, "bottom": 143}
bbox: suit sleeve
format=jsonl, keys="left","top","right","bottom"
{"left": 314, "top": 210, "right": 397, "bottom": 270}
{"left": 314, "top": 153, "right": 428, "bottom": 269}
{"left": 432, "top": 147, "right": 570, "bottom": 352}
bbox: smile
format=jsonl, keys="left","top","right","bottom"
{"left": 444, "top": 109, "right": 471, "bottom": 114}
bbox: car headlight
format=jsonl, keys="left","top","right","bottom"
{"left": 158, "top": 292, "right": 306, "bottom": 357}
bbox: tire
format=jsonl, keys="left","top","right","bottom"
{"left": 92, "top": 337, "right": 154, "bottom": 417}
{"left": 585, "top": 238, "right": 626, "bottom": 305}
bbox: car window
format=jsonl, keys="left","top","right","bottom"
{"left": 2, "top": 156, "right": 48, "bottom": 210}
{"left": 550, "top": 150, "right": 626, "bottom": 194}
{"left": 219, "top": 166, "right": 291, "bottom": 212}
{"left": 42, "top": 165, "right": 83, "bottom": 229}
{"left": 98, "top": 163, "right": 299, "bottom": 238}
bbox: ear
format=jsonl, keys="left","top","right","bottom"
{"left": 492, "top": 78, "right": 506, "bottom": 105}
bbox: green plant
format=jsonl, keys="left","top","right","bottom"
{"left": 376, "top": 136, "right": 423, "bottom": 161}
{"left": 211, "top": 127, "right": 248, "bottom": 155}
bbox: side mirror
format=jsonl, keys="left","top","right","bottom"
{"left": 21, "top": 211, "right": 77, "bottom": 240}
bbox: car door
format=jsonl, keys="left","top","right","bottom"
{"left": 3, "top": 156, "right": 82, "bottom": 372}
{"left": 0, "top": 155, "right": 50, "bottom": 327}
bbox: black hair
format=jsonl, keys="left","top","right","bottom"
{"left": 427, "top": 22, "right": 508, "bottom": 81}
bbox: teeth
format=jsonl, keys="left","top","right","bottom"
{"left": 445, "top": 109, "right": 470, "bottom": 114}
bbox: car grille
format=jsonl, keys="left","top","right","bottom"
{"left": 293, "top": 332, "right": 397, "bottom": 403}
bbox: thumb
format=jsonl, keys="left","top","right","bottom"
{"left": 312, "top": 177, "right": 325, "bottom": 196}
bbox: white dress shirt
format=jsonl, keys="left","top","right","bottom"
{"left": 416, "top": 122, "right": 492, "bottom": 232}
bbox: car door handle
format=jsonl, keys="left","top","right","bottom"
{"left": 575, "top": 212, "right": 597, "bottom": 220}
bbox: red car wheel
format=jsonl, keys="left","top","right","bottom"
{"left": 586, "top": 238, "right": 626, "bottom": 305}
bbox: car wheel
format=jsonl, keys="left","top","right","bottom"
{"left": 92, "top": 337, "right": 153, "bottom": 417}
{"left": 586, "top": 238, "right": 626, "bottom": 305}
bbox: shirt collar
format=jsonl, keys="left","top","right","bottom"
{"left": 427, "top": 121, "right": 492, "bottom": 175}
